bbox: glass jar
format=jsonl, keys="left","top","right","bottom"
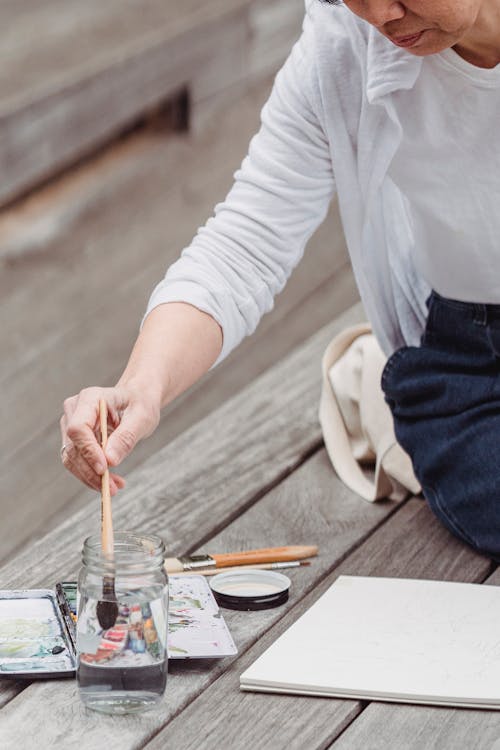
{"left": 77, "top": 532, "right": 168, "bottom": 714}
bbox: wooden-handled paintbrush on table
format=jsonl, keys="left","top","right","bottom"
{"left": 165, "top": 545, "right": 318, "bottom": 575}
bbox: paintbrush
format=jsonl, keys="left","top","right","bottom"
{"left": 164, "top": 545, "right": 318, "bottom": 573}
{"left": 173, "top": 560, "right": 312, "bottom": 576}
{"left": 95, "top": 398, "right": 119, "bottom": 630}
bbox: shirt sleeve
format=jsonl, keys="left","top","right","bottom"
{"left": 144, "top": 9, "right": 336, "bottom": 366}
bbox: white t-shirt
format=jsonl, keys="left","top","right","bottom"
{"left": 390, "top": 48, "right": 500, "bottom": 303}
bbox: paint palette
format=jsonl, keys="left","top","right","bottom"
{"left": 0, "top": 590, "right": 76, "bottom": 679}
{"left": 168, "top": 575, "right": 237, "bottom": 659}
{"left": 0, "top": 577, "right": 237, "bottom": 679}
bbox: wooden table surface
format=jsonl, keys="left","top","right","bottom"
{"left": 1, "top": 303, "right": 499, "bottom": 750}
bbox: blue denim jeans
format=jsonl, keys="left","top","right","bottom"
{"left": 381, "top": 290, "right": 500, "bottom": 561}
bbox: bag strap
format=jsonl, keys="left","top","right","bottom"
{"left": 319, "top": 323, "right": 384, "bottom": 501}
{"left": 319, "top": 324, "right": 419, "bottom": 501}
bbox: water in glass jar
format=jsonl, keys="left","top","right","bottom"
{"left": 77, "top": 588, "right": 167, "bottom": 714}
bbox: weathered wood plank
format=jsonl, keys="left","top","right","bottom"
{"left": 190, "top": 0, "right": 304, "bottom": 131}
{"left": 0, "top": 1, "right": 234, "bottom": 103}
{"left": 328, "top": 702, "right": 500, "bottom": 750}
{"left": 0, "top": 0, "right": 245, "bottom": 206}
{"left": 0, "top": 0, "right": 304, "bottom": 206}
{"left": 0, "top": 83, "right": 266, "bottom": 367}
{"left": 0, "top": 445, "right": 401, "bottom": 745}
{"left": 145, "top": 500, "right": 492, "bottom": 750}
{"left": 248, "top": 0, "right": 306, "bottom": 79}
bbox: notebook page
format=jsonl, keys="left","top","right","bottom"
{"left": 240, "top": 576, "right": 500, "bottom": 706}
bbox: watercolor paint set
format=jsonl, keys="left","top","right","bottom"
{"left": 0, "top": 586, "right": 77, "bottom": 679}
{"left": 0, "top": 576, "right": 236, "bottom": 680}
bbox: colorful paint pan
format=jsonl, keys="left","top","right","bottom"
{"left": 0, "top": 590, "right": 76, "bottom": 679}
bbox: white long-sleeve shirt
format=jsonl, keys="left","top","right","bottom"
{"left": 145, "top": 0, "right": 496, "bottom": 363}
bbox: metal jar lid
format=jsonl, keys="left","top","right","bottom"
{"left": 209, "top": 570, "right": 291, "bottom": 611}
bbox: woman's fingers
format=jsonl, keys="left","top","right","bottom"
{"left": 60, "top": 441, "right": 125, "bottom": 495}
{"left": 60, "top": 385, "right": 157, "bottom": 492}
{"left": 64, "top": 390, "right": 110, "bottom": 474}
{"left": 61, "top": 387, "right": 129, "bottom": 493}
{"left": 60, "top": 441, "right": 101, "bottom": 492}
{"left": 60, "top": 400, "right": 104, "bottom": 491}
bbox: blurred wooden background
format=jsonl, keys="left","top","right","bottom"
{"left": 0, "top": 0, "right": 357, "bottom": 565}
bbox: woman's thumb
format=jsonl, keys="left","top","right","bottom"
{"left": 105, "top": 412, "right": 142, "bottom": 466}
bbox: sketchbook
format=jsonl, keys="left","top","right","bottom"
{"left": 240, "top": 575, "right": 500, "bottom": 709}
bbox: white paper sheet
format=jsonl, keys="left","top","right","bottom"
{"left": 240, "top": 576, "right": 500, "bottom": 708}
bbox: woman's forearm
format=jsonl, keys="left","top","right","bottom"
{"left": 116, "top": 301, "right": 224, "bottom": 410}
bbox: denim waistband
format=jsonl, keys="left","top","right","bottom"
{"left": 429, "top": 291, "right": 500, "bottom": 327}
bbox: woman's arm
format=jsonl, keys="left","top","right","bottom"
{"left": 61, "top": 5, "right": 335, "bottom": 492}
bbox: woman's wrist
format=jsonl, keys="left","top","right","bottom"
{"left": 115, "top": 373, "right": 167, "bottom": 413}
{"left": 116, "top": 302, "right": 222, "bottom": 418}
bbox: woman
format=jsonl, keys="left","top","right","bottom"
{"left": 61, "top": 0, "right": 500, "bottom": 559}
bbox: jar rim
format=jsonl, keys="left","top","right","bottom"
{"left": 82, "top": 531, "right": 166, "bottom": 573}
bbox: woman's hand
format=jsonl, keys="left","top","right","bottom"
{"left": 60, "top": 302, "right": 223, "bottom": 494}
{"left": 60, "top": 383, "right": 161, "bottom": 495}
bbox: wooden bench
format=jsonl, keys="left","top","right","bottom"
{"left": 0, "top": 0, "right": 304, "bottom": 207}
{"left": 1, "top": 302, "right": 498, "bottom": 748}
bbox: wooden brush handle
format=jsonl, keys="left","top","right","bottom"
{"left": 99, "top": 398, "right": 114, "bottom": 557}
{"left": 211, "top": 545, "right": 318, "bottom": 567}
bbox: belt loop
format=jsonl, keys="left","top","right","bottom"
{"left": 473, "top": 304, "right": 487, "bottom": 326}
